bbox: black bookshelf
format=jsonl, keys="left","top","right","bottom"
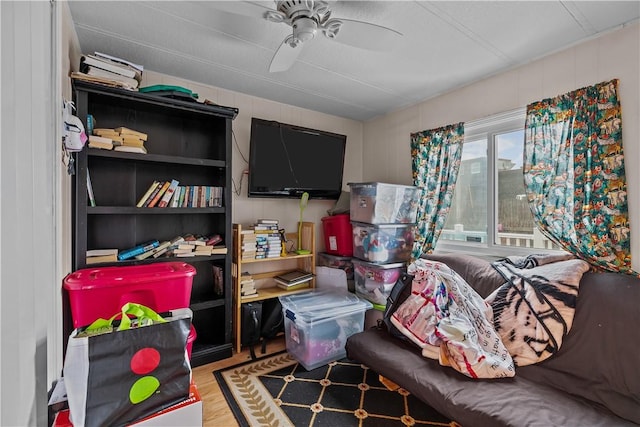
{"left": 70, "top": 80, "right": 237, "bottom": 366}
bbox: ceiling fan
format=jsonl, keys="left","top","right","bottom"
{"left": 259, "top": 0, "right": 403, "bottom": 72}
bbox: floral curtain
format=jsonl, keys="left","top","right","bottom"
{"left": 410, "top": 122, "right": 464, "bottom": 260}
{"left": 524, "top": 79, "right": 636, "bottom": 275}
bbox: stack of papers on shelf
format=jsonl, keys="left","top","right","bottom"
{"left": 74, "top": 52, "right": 143, "bottom": 91}
{"left": 274, "top": 270, "right": 314, "bottom": 291}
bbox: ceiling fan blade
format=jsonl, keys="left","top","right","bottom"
{"left": 269, "top": 36, "right": 305, "bottom": 72}
{"left": 207, "top": 1, "right": 274, "bottom": 20}
{"left": 328, "top": 18, "right": 402, "bottom": 51}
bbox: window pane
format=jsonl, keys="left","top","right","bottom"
{"left": 495, "top": 130, "right": 556, "bottom": 250}
{"left": 442, "top": 138, "right": 487, "bottom": 243}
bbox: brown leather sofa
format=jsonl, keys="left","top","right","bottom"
{"left": 345, "top": 254, "right": 640, "bottom": 426}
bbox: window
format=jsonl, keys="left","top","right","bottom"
{"left": 439, "top": 108, "right": 560, "bottom": 256}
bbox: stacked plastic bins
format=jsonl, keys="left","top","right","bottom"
{"left": 348, "top": 182, "right": 419, "bottom": 324}
{"left": 63, "top": 262, "right": 198, "bottom": 359}
{"left": 279, "top": 290, "right": 372, "bottom": 370}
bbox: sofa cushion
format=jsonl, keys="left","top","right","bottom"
{"left": 517, "top": 271, "right": 640, "bottom": 424}
{"left": 421, "top": 253, "right": 504, "bottom": 298}
{"left": 346, "top": 327, "right": 636, "bottom": 427}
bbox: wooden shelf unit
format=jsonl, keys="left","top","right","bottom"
{"left": 231, "top": 222, "right": 316, "bottom": 353}
{"left": 70, "top": 80, "right": 237, "bottom": 367}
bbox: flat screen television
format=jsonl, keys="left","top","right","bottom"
{"left": 248, "top": 118, "right": 347, "bottom": 199}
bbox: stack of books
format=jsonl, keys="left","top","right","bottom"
{"left": 273, "top": 270, "right": 314, "bottom": 291}
{"left": 164, "top": 234, "right": 227, "bottom": 257}
{"left": 253, "top": 220, "right": 282, "bottom": 259}
{"left": 72, "top": 52, "right": 143, "bottom": 91}
{"left": 240, "top": 229, "right": 257, "bottom": 260}
{"left": 89, "top": 127, "right": 148, "bottom": 154}
{"left": 114, "top": 127, "right": 148, "bottom": 154}
{"left": 240, "top": 273, "right": 257, "bottom": 297}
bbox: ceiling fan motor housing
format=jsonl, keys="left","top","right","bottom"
{"left": 292, "top": 17, "right": 317, "bottom": 42}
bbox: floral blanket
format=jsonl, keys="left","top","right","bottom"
{"left": 390, "top": 259, "right": 515, "bottom": 379}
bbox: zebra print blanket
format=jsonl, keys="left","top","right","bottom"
{"left": 487, "top": 254, "right": 590, "bottom": 367}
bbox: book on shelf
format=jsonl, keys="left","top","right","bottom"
{"left": 80, "top": 64, "right": 140, "bottom": 89}
{"left": 121, "top": 136, "right": 146, "bottom": 147}
{"left": 194, "top": 246, "right": 213, "bottom": 256}
{"left": 86, "top": 248, "right": 118, "bottom": 264}
{"left": 86, "top": 169, "right": 96, "bottom": 207}
{"left": 175, "top": 252, "right": 196, "bottom": 257}
{"left": 147, "top": 181, "right": 171, "bottom": 207}
{"left": 275, "top": 281, "right": 311, "bottom": 291}
{"left": 94, "top": 51, "right": 143, "bottom": 74}
{"left": 137, "top": 181, "right": 160, "bottom": 207}
{"left": 212, "top": 265, "right": 223, "bottom": 296}
{"left": 206, "top": 234, "right": 222, "bottom": 246}
{"left": 88, "top": 135, "right": 114, "bottom": 150}
{"left": 169, "top": 186, "right": 182, "bottom": 207}
{"left": 152, "top": 247, "right": 169, "bottom": 258}
{"left": 205, "top": 246, "right": 227, "bottom": 255}
{"left": 80, "top": 54, "right": 141, "bottom": 80}
{"left": 115, "top": 127, "right": 148, "bottom": 141}
{"left": 114, "top": 145, "right": 148, "bottom": 154}
{"left": 173, "top": 248, "right": 195, "bottom": 254}
{"left": 158, "top": 179, "right": 180, "bottom": 208}
{"left": 274, "top": 270, "right": 314, "bottom": 285}
{"left": 142, "top": 181, "right": 165, "bottom": 207}
{"left": 134, "top": 240, "right": 171, "bottom": 260}
{"left": 256, "top": 219, "right": 279, "bottom": 225}
{"left": 117, "top": 240, "right": 160, "bottom": 261}
{"left": 93, "top": 128, "right": 119, "bottom": 136}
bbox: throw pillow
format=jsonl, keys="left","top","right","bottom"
{"left": 486, "top": 258, "right": 590, "bottom": 366}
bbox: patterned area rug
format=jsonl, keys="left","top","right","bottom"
{"left": 213, "top": 351, "right": 455, "bottom": 427}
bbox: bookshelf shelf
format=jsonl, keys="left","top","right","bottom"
{"left": 231, "top": 222, "right": 316, "bottom": 354}
{"left": 87, "top": 206, "right": 226, "bottom": 214}
{"left": 88, "top": 148, "right": 227, "bottom": 167}
{"left": 71, "top": 80, "right": 237, "bottom": 367}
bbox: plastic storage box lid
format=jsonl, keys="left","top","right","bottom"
{"left": 351, "top": 258, "right": 406, "bottom": 270}
{"left": 63, "top": 262, "right": 196, "bottom": 290}
{"left": 279, "top": 290, "right": 372, "bottom": 324}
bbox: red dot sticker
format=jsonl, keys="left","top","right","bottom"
{"left": 130, "top": 348, "right": 160, "bottom": 375}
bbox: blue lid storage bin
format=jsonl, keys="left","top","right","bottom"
{"left": 279, "top": 290, "right": 372, "bottom": 370}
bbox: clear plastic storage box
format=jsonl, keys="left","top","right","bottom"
{"left": 279, "top": 290, "right": 372, "bottom": 370}
{"left": 318, "top": 252, "right": 355, "bottom": 293}
{"left": 348, "top": 182, "right": 420, "bottom": 224}
{"left": 351, "top": 221, "right": 415, "bottom": 263}
{"left": 353, "top": 259, "right": 405, "bottom": 305}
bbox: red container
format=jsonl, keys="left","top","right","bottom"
{"left": 321, "top": 214, "right": 353, "bottom": 256}
{"left": 64, "top": 262, "right": 197, "bottom": 358}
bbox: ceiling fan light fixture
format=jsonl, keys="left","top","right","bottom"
{"left": 292, "top": 17, "right": 317, "bottom": 42}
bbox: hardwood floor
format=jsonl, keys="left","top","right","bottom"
{"left": 192, "top": 337, "right": 286, "bottom": 426}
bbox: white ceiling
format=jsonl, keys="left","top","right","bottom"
{"left": 68, "top": 1, "right": 640, "bottom": 122}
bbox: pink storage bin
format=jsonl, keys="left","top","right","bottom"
{"left": 63, "top": 262, "right": 197, "bottom": 358}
